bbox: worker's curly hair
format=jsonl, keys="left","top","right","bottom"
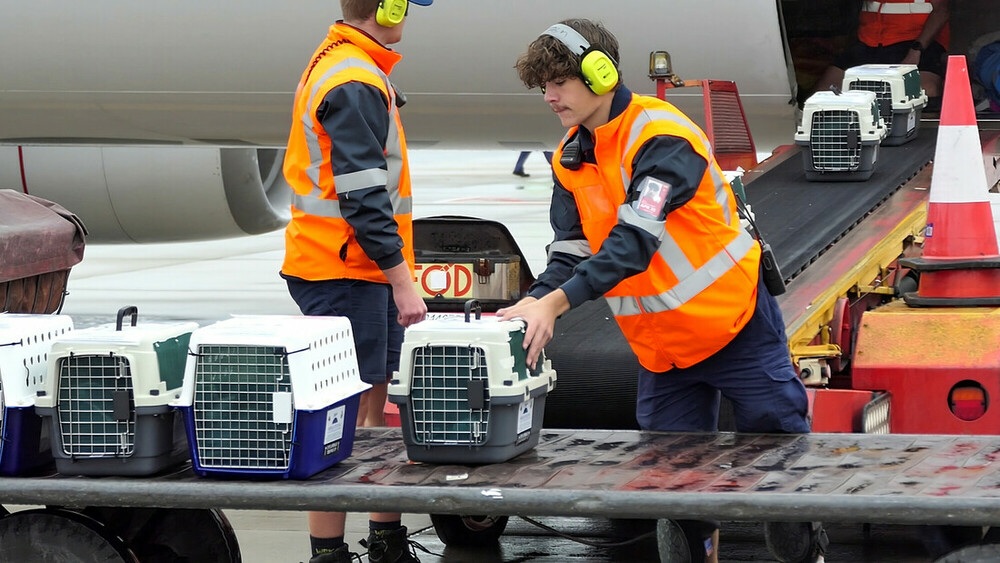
{"left": 514, "top": 18, "right": 621, "bottom": 90}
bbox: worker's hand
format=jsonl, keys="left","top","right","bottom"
{"left": 393, "top": 282, "right": 428, "bottom": 328}
{"left": 902, "top": 49, "right": 921, "bottom": 66}
{"left": 496, "top": 291, "right": 569, "bottom": 369}
{"left": 383, "top": 262, "right": 428, "bottom": 328}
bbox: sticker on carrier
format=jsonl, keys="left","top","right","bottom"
{"left": 516, "top": 399, "right": 533, "bottom": 444}
{"left": 325, "top": 405, "right": 346, "bottom": 445}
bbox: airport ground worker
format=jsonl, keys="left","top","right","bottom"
{"left": 813, "top": 0, "right": 950, "bottom": 101}
{"left": 279, "top": 0, "right": 430, "bottom": 562}
{"left": 498, "top": 18, "right": 825, "bottom": 563}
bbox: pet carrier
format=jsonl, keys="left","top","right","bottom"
{"left": 389, "top": 301, "right": 557, "bottom": 464}
{"left": 843, "top": 64, "right": 927, "bottom": 146}
{"left": 0, "top": 314, "right": 73, "bottom": 475}
{"left": 34, "top": 307, "right": 195, "bottom": 476}
{"left": 173, "top": 315, "right": 370, "bottom": 479}
{"left": 794, "top": 90, "right": 887, "bottom": 181}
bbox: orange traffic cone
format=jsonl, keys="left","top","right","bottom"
{"left": 901, "top": 55, "right": 1000, "bottom": 306}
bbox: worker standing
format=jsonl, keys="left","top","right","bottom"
{"left": 280, "top": 1, "right": 430, "bottom": 562}
{"left": 499, "top": 18, "right": 825, "bottom": 563}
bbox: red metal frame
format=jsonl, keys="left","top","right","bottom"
{"left": 655, "top": 78, "right": 758, "bottom": 171}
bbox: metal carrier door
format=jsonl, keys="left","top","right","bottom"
{"left": 193, "top": 344, "right": 293, "bottom": 470}
{"left": 57, "top": 354, "right": 136, "bottom": 457}
{"left": 410, "top": 345, "right": 490, "bottom": 445}
{"left": 809, "top": 109, "right": 864, "bottom": 172}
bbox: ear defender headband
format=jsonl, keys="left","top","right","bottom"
{"left": 541, "top": 23, "right": 620, "bottom": 95}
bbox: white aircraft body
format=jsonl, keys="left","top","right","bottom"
{"left": 0, "top": 0, "right": 995, "bottom": 243}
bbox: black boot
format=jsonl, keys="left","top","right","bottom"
{"left": 361, "top": 526, "right": 421, "bottom": 563}
{"left": 309, "top": 544, "right": 361, "bottom": 563}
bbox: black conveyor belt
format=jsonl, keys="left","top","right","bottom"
{"left": 744, "top": 132, "right": 936, "bottom": 280}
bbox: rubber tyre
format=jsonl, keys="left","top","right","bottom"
{"left": 921, "top": 525, "right": 986, "bottom": 559}
{"left": 0, "top": 508, "right": 137, "bottom": 562}
{"left": 82, "top": 506, "right": 242, "bottom": 562}
{"left": 655, "top": 519, "right": 692, "bottom": 563}
{"left": 933, "top": 543, "right": 1000, "bottom": 563}
{"left": 764, "top": 521, "right": 824, "bottom": 563}
{"left": 430, "top": 514, "right": 509, "bottom": 546}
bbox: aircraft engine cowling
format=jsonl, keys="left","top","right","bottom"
{"left": 0, "top": 146, "right": 291, "bottom": 243}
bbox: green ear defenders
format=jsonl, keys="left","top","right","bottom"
{"left": 376, "top": 0, "right": 432, "bottom": 27}
{"left": 541, "top": 23, "right": 620, "bottom": 95}
{"left": 376, "top": 0, "right": 408, "bottom": 26}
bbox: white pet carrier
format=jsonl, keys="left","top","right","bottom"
{"left": 389, "top": 303, "right": 557, "bottom": 464}
{"left": 844, "top": 64, "right": 927, "bottom": 146}
{"left": 34, "top": 307, "right": 195, "bottom": 476}
{"left": 0, "top": 314, "right": 73, "bottom": 475}
{"left": 173, "top": 315, "right": 370, "bottom": 479}
{"left": 794, "top": 90, "right": 888, "bottom": 181}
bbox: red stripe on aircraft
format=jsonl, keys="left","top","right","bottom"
{"left": 17, "top": 145, "right": 29, "bottom": 194}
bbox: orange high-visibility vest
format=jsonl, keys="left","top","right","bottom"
{"left": 858, "top": 0, "right": 950, "bottom": 49}
{"left": 282, "top": 23, "right": 415, "bottom": 283}
{"left": 553, "top": 94, "right": 760, "bottom": 372}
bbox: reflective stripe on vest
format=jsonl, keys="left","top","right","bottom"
{"left": 624, "top": 109, "right": 734, "bottom": 226}
{"left": 291, "top": 57, "right": 408, "bottom": 219}
{"left": 552, "top": 95, "right": 760, "bottom": 371}
{"left": 548, "top": 239, "right": 593, "bottom": 260}
{"left": 857, "top": 0, "right": 945, "bottom": 50}
{"left": 282, "top": 30, "right": 414, "bottom": 284}
{"left": 606, "top": 232, "right": 756, "bottom": 316}
{"left": 292, "top": 190, "right": 413, "bottom": 218}
{"left": 607, "top": 106, "right": 750, "bottom": 306}
{"left": 862, "top": 0, "right": 933, "bottom": 14}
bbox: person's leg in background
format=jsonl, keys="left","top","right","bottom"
{"left": 513, "top": 151, "right": 531, "bottom": 177}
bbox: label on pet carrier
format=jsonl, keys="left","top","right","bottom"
{"left": 272, "top": 392, "right": 293, "bottom": 424}
{"left": 517, "top": 399, "right": 533, "bottom": 435}
{"left": 324, "top": 405, "right": 346, "bottom": 446}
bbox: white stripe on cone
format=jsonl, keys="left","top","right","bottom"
{"left": 928, "top": 124, "right": 991, "bottom": 204}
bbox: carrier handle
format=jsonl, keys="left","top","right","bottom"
{"left": 116, "top": 305, "right": 139, "bottom": 331}
{"left": 464, "top": 299, "right": 482, "bottom": 322}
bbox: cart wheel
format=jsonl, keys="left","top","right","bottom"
{"left": 0, "top": 508, "right": 137, "bottom": 562}
{"left": 764, "top": 521, "right": 827, "bottom": 563}
{"left": 82, "top": 506, "right": 242, "bottom": 562}
{"left": 933, "top": 543, "right": 1000, "bottom": 563}
{"left": 655, "top": 519, "right": 692, "bottom": 563}
{"left": 920, "top": 525, "right": 985, "bottom": 559}
{"left": 429, "top": 514, "right": 508, "bottom": 546}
